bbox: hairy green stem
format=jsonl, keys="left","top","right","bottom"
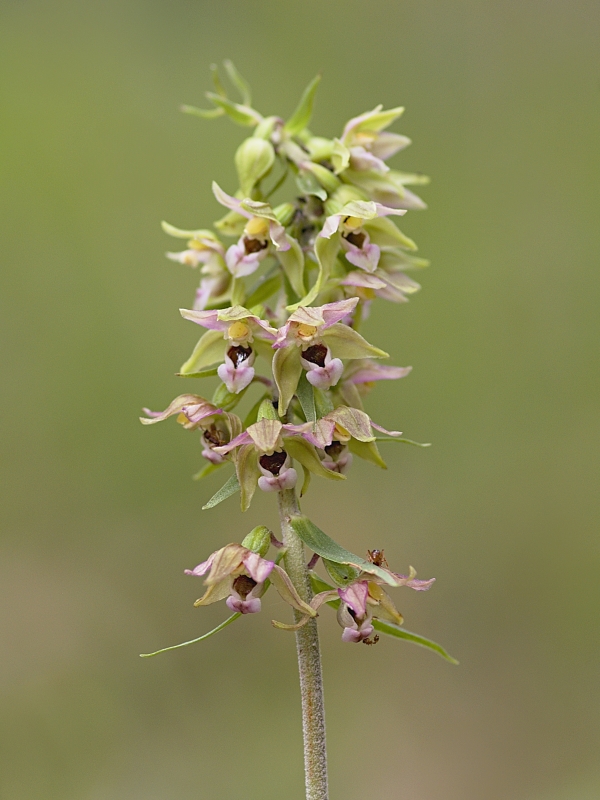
{"left": 278, "top": 488, "right": 329, "bottom": 800}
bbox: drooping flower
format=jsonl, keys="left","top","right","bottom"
{"left": 140, "top": 394, "right": 242, "bottom": 465}
{"left": 180, "top": 306, "right": 278, "bottom": 394}
{"left": 320, "top": 201, "right": 406, "bottom": 273}
{"left": 310, "top": 563, "right": 435, "bottom": 643}
{"left": 334, "top": 105, "right": 411, "bottom": 176}
{"left": 212, "top": 182, "right": 291, "bottom": 277}
{"left": 299, "top": 405, "right": 403, "bottom": 451}
{"left": 213, "top": 415, "right": 346, "bottom": 509}
{"left": 185, "top": 543, "right": 316, "bottom": 620}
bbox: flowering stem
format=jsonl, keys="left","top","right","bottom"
{"left": 278, "top": 488, "right": 329, "bottom": 800}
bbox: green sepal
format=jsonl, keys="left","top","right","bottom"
{"left": 246, "top": 271, "right": 282, "bottom": 308}
{"left": 352, "top": 106, "right": 404, "bottom": 134}
{"left": 223, "top": 59, "right": 252, "bottom": 106}
{"left": 378, "top": 250, "right": 429, "bottom": 271}
{"left": 348, "top": 438, "right": 388, "bottom": 469}
{"left": 236, "top": 444, "right": 260, "bottom": 511}
{"left": 364, "top": 216, "right": 416, "bottom": 249}
{"left": 257, "top": 398, "right": 279, "bottom": 421}
{"left": 205, "top": 93, "right": 262, "bottom": 127}
{"left": 241, "top": 525, "right": 271, "bottom": 557}
{"left": 209, "top": 62, "right": 227, "bottom": 97}
{"left": 192, "top": 461, "right": 225, "bottom": 481}
{"left": 180, "top": 330, "right": 225, "bottom": 374}
{"left": 240, "top": 198, "right": 279, "bottom": 222}
{"left": 284, "top": 74, "right": 321, "bottom": 135}
{"left": 323, "top": 323, "right": 388, "bottom": 360}
{"left": 140, "top": 613, "right": 241, "bottom": 658}
{"left": 305, "top": 136, "right": 335, "bottom": 162}
{"left": 375, "top": 437, "right": 432, "bottom": 447}
{"left": 313, "top": 386, "right": 334, "bottom": 417}
{"left": 290, "top": 516, "right": 399, "bottom": 586}
{"left": 364, "top": 216, "right": 417, "bottom": 251}
{"left": 230, "top": 277, "right": 246, "bottom": 306}
{"left": 214, "top": 208, "right": 247, "bottom": 237}
{"left": 322, "top": 559, "right": 360, "bottom": 587}
{"left": 161, "top": 222, "right": 219, "bottom": 240}
{"left": 202, "top": 474, "right": 240, "bottom": 510}
{"left": 331, "top": 138, "right": 350, "bottom": 174}
{"left": 243, "top": 393, "right": 270, "bottom": 428}
{"left": 254, "top": 115, "right": 280, "bottom": 140}
{"left": 212, "top": 382, "right": 249, "bottom": 411}
{"left": 296, "top": 372, "right": 316, "bottom": 422}
{"left": 301, "top": 162, "right": 341, "bottom": 195}
{"left": 273, "top": 202, "right": 295, "bottom": 227}
{"left": 308, "top": 574, "right": 458, "bottom": 664}
{"left": 273, "top": 344, "right": 302, "bottom": 415}
{"left": 295, "top": 169, "right": 327, "bottom": 201}
{"left": 176, "top": 367, "right": 219, "bottom": 379}
{"left": 283, "top": 437, "right": 346, "bottom": 482}
{"left": 299, "top": 464, "right": 311, "bottom": 497}
{"left": 277, "top": 236, "right": 306, "bottom": 298}
{"left": 287, "top": 232, "right": 340, "bottom": 311}
{"left": 180, "top": 104, "right": 224, "bottom": 120}
{"left": 235, "top": 137, "right": 276, "bottom": 196}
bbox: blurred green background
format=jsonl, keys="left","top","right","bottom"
{"left": 2, "top": 1, "right": 599, "bottom": 798}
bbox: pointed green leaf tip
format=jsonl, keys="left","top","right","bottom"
{"left": 202, "top": 474, "right": 240, "bottom": 509}
{"left": 140, "top": 613, "right": 241, "bottom": 658}
{"left": 372, "top": 620, "right": 459, "bottom": 664}
{"left": 284, "top": 74, "right": 321, "bottom": 136}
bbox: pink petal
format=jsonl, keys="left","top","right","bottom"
{"left": 243, "top": 552, "right": 275, "bottom": 583}
{"left": 184, "top": 552, "right": 216, "bottom": 577}
{"left": 179, "top": 308, "right": 228, "bottom": 332}
{"left": 338, "top": 581, "right": 369, "bottom": 617}
{"left": 349, "top": 364, "right": 412, "bottom": 384}
{"left": 212, "top": 181, "right": 252, "bottom": 219}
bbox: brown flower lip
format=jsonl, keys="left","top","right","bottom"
{"left": 302, "top": 343, "right": 328, "bottom": 368}
{"left": 227, "top": 345, "right": 253, "bottom": 367}
{"left": 259, "top": 450, "right": 288, "bottom": 475}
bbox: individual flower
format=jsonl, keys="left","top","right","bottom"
{"left": 271, "top": 298, "right": 389, "bottom": 414}
{"left": 273, "top": 298, "right": 359, "bottom": 349}
{"left": 333, "top": 105, "right": 411, "bottom": 176}
{"left": 341, "top": 268, "right": 420, "bottom": 307}
{"left": 319, "top": 440, "right": 353, "bottom": 475}
{"left": 140, "top": 394, "right": 242, "bottom": 465}
{"left": 185, "top": 542, "right": 316, "bottom": 620}
{"left": 180, "top": 306, "right": 278, "bottom": 394}
{"left": 320, "top": 201, "right": 406, "bottom": 273}
{"left": 341, "top": 169, "right": 428, "bottom": 211}
{"left": 215, "top": 418, "right": 307, "bottom": 495}
{"left": 212, "top": 182, "right": 291, "bottom": 277}
{"left": 341, "top": 359, "right": 412, "bottom": 396}
{"left": 214, "top": 415, "right": 346, "bottom": 510}
{"left": 166, "top": 230, "right": 226, "bottom": 269}
{"left": 311, "top": 564, "right": 435, "bottom": 643}
{"left": 161, "top": 225, "right": 232, "bottom": 310}
{"left": 299, "top": 405, "right": 403, "bottom": 452}
{"left": 337, "top": 582, "right": 376, "bottom": 643}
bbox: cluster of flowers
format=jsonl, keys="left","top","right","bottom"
{"left": 143, "top": 65, "right": 434, "bottom": 643}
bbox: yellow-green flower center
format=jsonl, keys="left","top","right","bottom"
{"left": 244, "top": 217, "right": 269, "bottom": 238}
{"left": 228, "top": 321, "right": 251, "bottom": 342}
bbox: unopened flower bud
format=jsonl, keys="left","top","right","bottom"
{"left": 241, "top": 525, "right": 272, "bottom": 557}
{"left": 235, "top": 137, "right": 276, "bottom": 196}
